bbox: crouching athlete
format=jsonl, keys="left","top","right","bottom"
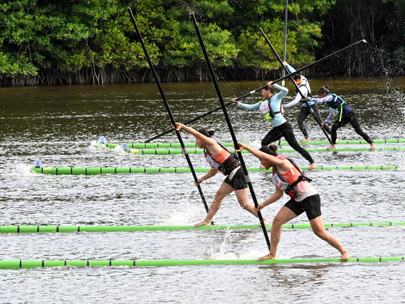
{"left": 235, "top": 142, "right": 350, "bottom": 261}
{"left": 173, "top": 123, "right": 269, "bottom": 227}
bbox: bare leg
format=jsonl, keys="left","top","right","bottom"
{"left": 234, "top": 189, "right": 269, "bottom": 225}
{"left": 258, "top": 206, "right": 297, "bottom": 261}
{"left": 194, "top": 182, "right": 233, "bottom": 227}
{"left": 309, "top": 216, "right": 350, "bottom": 261}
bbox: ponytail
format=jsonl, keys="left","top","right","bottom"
{"left": 198, "top": 128, "right": 215, "bottom": 138}
{"left": 259, "top": 144, "right": 278, "bottom": 156}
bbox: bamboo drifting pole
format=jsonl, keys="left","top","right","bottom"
{"left": 0, "top": 256, "right": 403, "bottom": 269}
{"left": 93, "top": 146, "right": 405, "bottom": 155}
{"left": 94, "top": 138, "right": 405, "bottom": 149}
{"left": 29, "top": 165, "right": 399, "bottom": 175}
{"left": 2, "top": 221, "right": 404, "bottom": 233}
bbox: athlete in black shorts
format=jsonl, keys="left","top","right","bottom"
{"left": 173, "top": 123, "right": 269, "bottom": 227}
{"left": 236, "top": 142, "right": 350, "bottom": 262}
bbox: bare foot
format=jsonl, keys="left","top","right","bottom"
{"left": 341, "top": 251, "right": 351, "bottom": 262}
{"left": 309, "top": 162, "right": 317, "bottom": 170}
{"left": 327, "top": 144, "right": 336, "bottom": 151}
{"left": 259, "top": 217, "right": 270, "bottom": 228}
{"left": 370, "top": 143, "right": 376, "bottom": 150}
{"left": 300, "top": 138, "right": 310, "bottom": 143}
{"left": 258, "top": 253, "right": 276, "bottom": 261}
{"left": 194, "top": 220, "right": 210, "bottom": 228}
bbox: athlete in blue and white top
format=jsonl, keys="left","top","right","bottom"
{"left": 232, "top": 82, "right": 317, "bottom": 170}
{"left": 282, "top": 61, "right": 331, "bottom": 143}
{"left": 306, "top": 85, "right": 375, "bottom": 151}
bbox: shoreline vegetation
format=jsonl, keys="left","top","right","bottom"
{"left": 0, "top": 0, "right": 404, "bottom": 87}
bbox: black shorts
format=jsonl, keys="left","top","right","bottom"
{"left": 284, "top": 194, "right": 321, "bottom": 221}
{"left": 224, "top": 167, "right": 247, "bottom": 190}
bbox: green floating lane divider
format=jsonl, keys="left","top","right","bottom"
{"left": 94, "top": 138, "right": 405, "bottom": 149}
{"left": 0, "top": 256, "right": 404, "bottom": 269}
{"left": 1, "top": 221, "right": 405, "bottom": 233}
{"left": 101, "top": 146, "right": 405, "bottom": 155}
{"left": 29, "top": 165, "right": 400, "bottom": 175}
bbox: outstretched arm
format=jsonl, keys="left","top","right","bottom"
{"left": 307, "top": 95, "right": 334, "bottom": 103}
{"left": 284, "top": 87, "right": 307, "bottom": 109}
{"left": 257, "top": 186, "right": 284, "bottom": 210}
{"left": 234, "top": 100, "right": 261, "bottom": 111}
{"left": 283, "top": 61, "right": 295, "bottom": 74}
{"left": 174, "top": 123, "right": 202, "bottom": 138}
{"left": 236, "top": 143, "right": 291, "bottom": 170}
{"left": 236, "top": 142, "right": 269, "bottom": 160}
{"left": 173, "top": 123, "right": 217, "bottom": 149}
{"left": 273, "top": 84, "right": 288, "bottom": 100}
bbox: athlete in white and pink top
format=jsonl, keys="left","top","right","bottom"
{"left": 236, "top": 142, "right": 350, "bottom": 262}
{"left": 173, "top": 123, "right": 269, "bottom": 227}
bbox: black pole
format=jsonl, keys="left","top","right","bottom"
{"left": 259, "top": 28, "right": 332, "bottom": 144}
{"left": 238, "top": 39, "right": 367, "bottom": 100}
{"left": 145, "top": 39, "right": 367, "bottom": 143}
{"left": 279, "top": 0, "right": 288, "bottom": 146}
{"left": 190, "top": 13, "right": 271, "bottom": 251}
{"left": 127, "top": 8, "right": 211, "bottom": 219}
{"left": 281, "top": 0, "right": 288, "bottom": 86}
{"left": 145, "top": 101, "right": 233, "bottom": 143}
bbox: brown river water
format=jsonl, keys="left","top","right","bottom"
{"left": 0, "top": 77, "right": 404, "bottom": 303}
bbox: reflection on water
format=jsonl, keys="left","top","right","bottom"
{"left": 0, "top": 78, "right": 404, "bottom": 303}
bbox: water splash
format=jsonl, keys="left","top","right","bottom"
{"left": 159, "top": 190, "right": 202, "bottom": 226}
{"left": 88, "top": 140, "right": 107, "bottom": 150}
{"left": 114, "top": 145, "right": 128, "bottom": 156}
{"left": 14, "top": 164, "right": 34, "bottom": 176}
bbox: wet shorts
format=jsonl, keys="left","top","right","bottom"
{"left": 224, "top": 167, "right": 247, "bottom": 190}
{"left": 284, "top": 194, "right": 322, "bottom": 221}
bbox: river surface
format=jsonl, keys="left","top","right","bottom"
{"left": 0, "top": 78, "right": 405, "bottom": 303}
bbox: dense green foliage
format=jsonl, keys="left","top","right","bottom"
{"left": 0, "top": 0, "right": 403, "bottom": 85}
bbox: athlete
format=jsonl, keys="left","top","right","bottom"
{"left": 306, "top": 85, "right": 375, "bottom": 151}
{"left": 235, "top": 142, "right": 350, "bottom": 262}
{"left": 232, "top": 82, "right": 317, "bottom": 170}
{"left": 282, "top": 61, "right": 331, "bottom": 143}
{"left": 173, "top": 123, "right": 269, "bottom": 227}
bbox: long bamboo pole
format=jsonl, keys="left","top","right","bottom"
{"left": 1, "top": 221, "right": 404, "bottom": 233}
{"left": 0, "top": 257, "right": 403, "bottom": 269}
{"left": 29, "top": 165, "right": 400, "bottom": 175}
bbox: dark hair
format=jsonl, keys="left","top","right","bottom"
{"left": 198, "top": 128, "right": 215, "bottom": 138}
{"left": 292, "top": 73, "right": 301, "bottom": 81}
{"left": 317, "top": 85, "right": 330, "bottom": 95}
{"left": 263, "top": 84, "right": 275, "bottom": 94}
{"left": 259, "top": 144, "right": 278, "bottom": 156}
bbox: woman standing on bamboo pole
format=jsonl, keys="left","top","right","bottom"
{"left": 232, "top": 82, "right": 317, "bottom": 170}
{"left": 173, "top": 123, "right": 269, "bottom": 227}
{"left": 305, "top": 85, "right": 375, "bottom": 151}
{"left": 235, "top": 142, "right": 350, "bottom": 262}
